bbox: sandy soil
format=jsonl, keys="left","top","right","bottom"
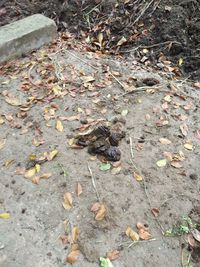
{"left": 0, "top": 36, "right": 200, "bottom": 267}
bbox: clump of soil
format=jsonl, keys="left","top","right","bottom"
{"left": 0, "top": 0, "right": 200, "bottom": 79}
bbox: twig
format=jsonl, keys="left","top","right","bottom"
{"left": 84, "top": 1, "right": 102, "bottom": 16}
{"left": 133, "top": 0, "right": 155, "bottom": 25}
{"left": 87, "top": 163, "right": 100, "bottom": 201}
{"left": 128, "top": 238, "right": 157, "bottom": 248}
{"left": 159, "top": 194, "right": 199, "bottom": 209}
{"left": 129, "top": 137, "right": 134, "bottom": 159}
{"left": 108, "top": 71, "right": 127, "bottom": 91}
{"left": 118, "top": 85, "right": 162, "bottom": 97}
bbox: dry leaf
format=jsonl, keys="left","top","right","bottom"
{"left": 24, "top": 167, "right": 36, "bottom": 178}
{"left": 76, "top": 183, "right": 82, "bottom": 196}
{"left": 66, "top": 249, "right": 79, "bottom": 264}
{"left": 46, "top": 149, "right": 58, "bottom": 161}
{"left": 136, "top": 222, "right": 148, "bottom": 231}
{"left": 159, "top": 138, "right": 172, "bottom": 145}
{"left": 106, "top": 250, "right": 120, "bottom": 261}
{"left": 117, "top": 36, "right": 127, "bottom": 46}
{"left": 111, "top": 166, "right": 121, "bottom": 175}
{"left": 56, "top": 120, "right": 63, "bottom": 132}
{"left": 184, "top": 143, "right": 193, "bottom": 150}
{"left": 72, "top": 226, "right": 80, "bottom": 243}
{"left": 138, "top": 228, "right": 152, "bottom": 240}
{"left": 91, "top": 202, "right": 101, "bottom": 212}
{"left": 0, "top": 213, "right": 10, "bottom": 219}
{"left": 63, "top": 192, "right": 73, "bottom": 210}
{"left": 133, "top": 172, "right": 143, "bottom": 181}
{"left": 0, "top": 116, "right": 5, "bottom": 124}
{"left": 32, "top": 173, "right": 52, "bottom": 184}
{"left": 95, "top": 204, "right": 107, "bottom": 221}
{"left": 180, "top": 123, "right": 188, "bottom": 136}
{"left": 194, "top": 129, "right": 200, "bottom": 139}
{"left": 193, "top": 82, "right": 200, "bottom": 89}
{"left": 97, "top": 32, "right": 103, "bottom": 47}
{"left": 0, "top": 139, "right": 6, "bottom": 150}
{"left": 186, "top": 233, "right": 198, "bottom": 248}
{"left": 171, "top": 161, "right": 182, "bottom": 168}
{"left": 156, "top": 159, "right": 167, "bottom": 167}
{"left": 151, "top": 208, "right": 160, "bottom": 217}
{"left": 5, "top": 95, "right": 21, "bottom": 106}
{"left": 126, "top": 227, "right": 139, "bottom": 241}
{"left": 191, "top": 229, "right": 200, "bottom": 242}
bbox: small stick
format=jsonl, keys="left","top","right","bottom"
{"left": 87, "top": 163, "right": 100, "bottom": 201}
{"left": 129, "top": 137, "right": 134, "bottom": 159}
{"left": 118, "top": 85, "right": 162, "bottom": 97}
{"left": 133, "top": 0, "right": 155, "bottom": 25}
{"left": 128, "top": 238, "right": 157, "bottom": 248}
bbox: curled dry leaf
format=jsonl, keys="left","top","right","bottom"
{"left": 56, "top": 119, "right": 63, "bottom": 132}
{"left": 45, "top": 149, "right": 58, "bottom": 161}
{"left": 126, "top": 226, "right": 139, "bottom": 241}
{"left": 180, "top": 123, "right": 188, "bottom": 136}
{"left": 32, "top": 173, "right": 52, "bottom": 184}
{"left": 63, "top": 192, "right": 73, "bottom": 210}
{"left": 139, "top": 228, "right": 152, "bottom": 240}
{"left": 136, "top": 222, "right": 149, "bottom": 231}
{"left": 76, "top": 182, "right": 82, "bottom": 196}
{"left": 72, "top": 226, "right": 80, "bottom": 243}
{"left": 66, "top": 249, "right": 79, "bottom": 264}
{"left": 91, "top": 202, "right": 101, "bottom": 212}
{"left": 186, "top": 233, "right": 198, "bottom": 248}
{"left": 95, "top": 204, "right": 107, "bottom": 221}
{"left": 184, "top": 143, "right": 193, "bottom": 150}
{"left": 191, "top": 229, "right": 200, "bottom": 242}
{"left": 106, "top": 250, "right": 120, "bottom": 261}
{"left": 194, "top": 129, "right": 200, "bottom": 139}
{"left": 151, "top": 208, "right": 160, "bottom": 217}
{"left": 159, "top": 138, "right": 172, "bottom": 145}
{"left": 171, "top": 161, "right": 182, "bottom": 168}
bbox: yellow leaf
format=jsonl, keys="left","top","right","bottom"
{"left": 63, "top": 192, "right": 73, "bottom": 210}
{"left": 184, "top": 143, "right": 193, "bottom": 150}
{"left": 97, "top": 32, "right": 103, "bottom": 47}
{"left": 178, "top": 57, "right": 183, "bottom": 66}
{"left": 0, "top": 213, "right": 10, "bottom": 219}
{"left": 46, "top": 149, "right": 58, "bottom": 161}
{"left": 117, "top": 36, "right": 127, "bottom": 46}
{"left": 95, "top": 204, "right": 107, "bottom": 221}
{"left": 72, "top": 226, "right": 80, "bottom": 243}
{"left": 159, "top": 138, "right": 172, "bottom": 145}
{"left": 24, "top": 168, "right": 36, "bottom": 178}
{"left": 56, "top": 120, "right": 63, "bottom": 132}
{"left": 32, "top": 173, "right": 52, "bottom": 184}
{"left": 68, "top": 138, "right": 75, "bottom": 146}
{"left": 35, "top": 164, "right": 40, "bottom": 173}
{"left": 52, "top": 85, "right": 62, "bottom": 95}
{"left": 156, "top": 159, "right": 167, "bottom": 167}
{"left": 76, "top": 183, "right": 83, "bottom": 196}
{"left": 133, "top": 172, "right": 143, "bottom": 181}
{"left": 126, "top": 227, "right": 140, "bottom": 241}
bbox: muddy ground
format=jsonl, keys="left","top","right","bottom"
{"left": 0, "top": 34, "right": 200, "bottom": 266}
{"left": 0, "top": 0, "right": 200, "bottom": 79}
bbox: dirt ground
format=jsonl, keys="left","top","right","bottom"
{"left": 0, "top": 33, "right": 200, "bottom": 266}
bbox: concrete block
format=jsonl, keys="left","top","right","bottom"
{"left": 0, "top": 14, "right": 57, "bottom": 63}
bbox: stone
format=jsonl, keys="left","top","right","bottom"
{"left": 0, "top": 14, "right": 57, "bottom": 63}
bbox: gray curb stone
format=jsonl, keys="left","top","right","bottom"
{"left": 0, "top": 14, "right": 57, "bottom": 63}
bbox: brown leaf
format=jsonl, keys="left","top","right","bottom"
{"left": 32, "top": 173, "right": 52, "bottom": 184}
{"left": 76, "top": 183, "right": 82, "bottom": 196}
{"left": 138, "top": 228, "right": 152, "bottom": 240}
{"left": 91, "top": 202, "right": 101, "bottom": 212}
{"left": 186, "top": 233, "right": 198, "bottom": 248}
{"left": 59, "top": 234, "right": 69, "bottom": 245}
{"left": 191, "top": 229, "right": 200, "bottom": 242}
{"left": 194, "top": 129, "right": 200, "bottom": 139}
{"left": 193, "top": 82, "right": 200, "bottom": 89}
{"left": 106, "top": 250, "right": 120, "bottom": 261}
{"left": 136, "top": 222, "right": 149, "bottom": 231}
{"left": 95, "top": 204, "right": 107, "bottom": 221}
{"left": 59, "top": 115, "right": 80, "bottom": 121}
{"left": 126, "top": 227, "right": 139, "bottom": 241}
{"left": 151, "top": 208, "right": 160, "bottom": 217}
{"left": 63, "top": 192, "right": 73, "bottom": 210}
{"left": 66, "top": 250, "right": 79, "bottom": 264}
{"left": 180, "top": 123, "right": 188, "bottom": 136}
{"left": 171, "top": 161, "right": 182, "bottom": 168}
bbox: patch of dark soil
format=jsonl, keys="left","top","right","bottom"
{"left": 1, "top": 0, "right": 200, "bottom": 79}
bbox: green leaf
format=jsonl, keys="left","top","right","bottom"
{"left": 100, "top": 163, "right": 111, "bottom": 171}
{"left": 99, "top": 257, "right": 114, "bottom": 267}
